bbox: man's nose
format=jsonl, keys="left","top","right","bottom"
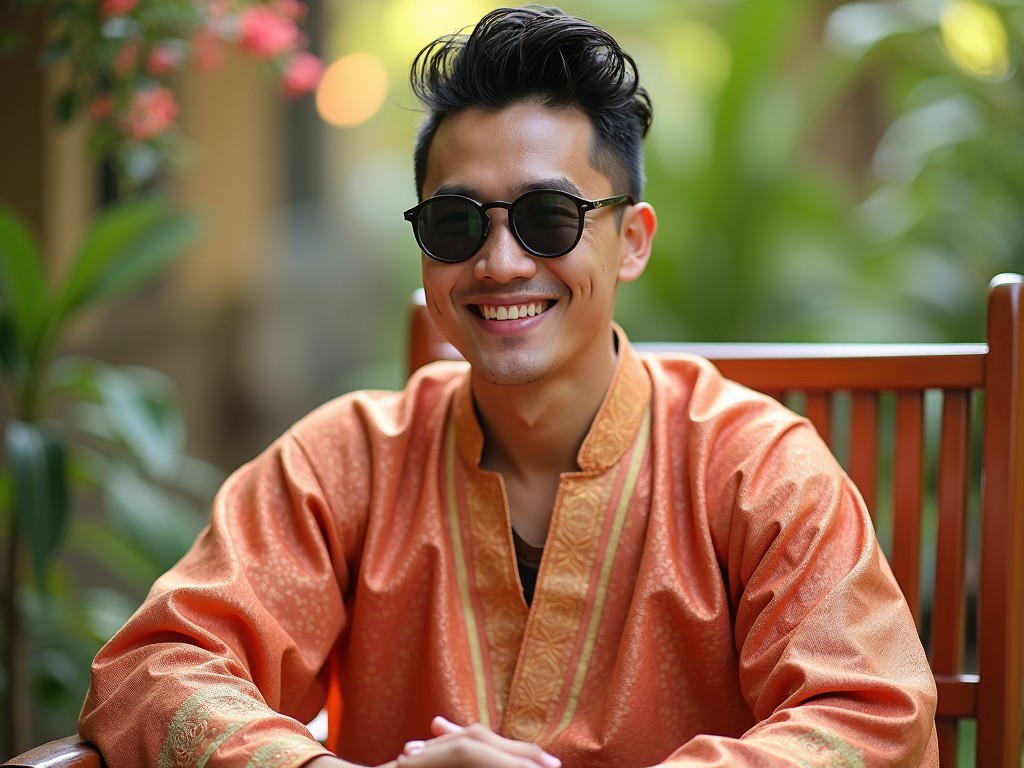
{"left": 473, "top": 211, "right": 538, "bottom": 282}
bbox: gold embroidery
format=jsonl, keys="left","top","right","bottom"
{"left": 246, "top": 735, "right": 322, "bottom": 768}
{"left": 444, "top": 415, "right": 492, "bottom": 727}
{"left": 762, "top": 728, "right": 865, "bottom": 768}
{"left": 159, "top": 685, "right": 269, "bottom": 768}
{"left": 552, "top": 406, "right": 651, "bottom": 737}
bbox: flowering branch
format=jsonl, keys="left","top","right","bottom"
{"left": 32, "top": 0, "right": 324, "bottom": 195}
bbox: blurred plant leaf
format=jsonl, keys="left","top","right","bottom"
{"left": 21, "top": 582, "right": 128, "bottom": 720}
{"left": 55, "top": 198, "right": 203, "bottom": 322}
{"left": 50, "top": 357, "right": 188, "bottom": 480}
{"left": 5, "top": 420, "right": 69, "bottom": 586}
{"left": 103, "top": 463, "right": 204, "bottom": 572}
{"left": 0, "top": 205, "right": 48, "bottom": 356}
{"left": 97, "top": 366, "right": 187, "bottom": 480}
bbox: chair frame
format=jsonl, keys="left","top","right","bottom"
{"left": 6, "top": 274, "right": 1021, "bottom": 767}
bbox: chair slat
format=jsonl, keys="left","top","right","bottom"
{"left": 931, "top": 391, "right": 973, "bottom": 766}
{"left": 805, "top": 393, "right": 831, "bottom": 447}
{"left": 931, "top": 391, "right": 970, "bottom": 675}
{"left": 892, "top": 392, "right": 924, "bottom": 626}
{"left": 847, "top": 393, "right": 878, "bottom": 519}
{"left": 936, "top": 725, "right": 957, "bottom": 768}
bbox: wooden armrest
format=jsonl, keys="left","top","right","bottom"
{"left": 1, "top": 736, "right": 105, "bottom": 767}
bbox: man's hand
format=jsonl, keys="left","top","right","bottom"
{"left": 303, "top": 717, "right": 561, "bottom": 768}
{"left": 396, "top": 716, "right": 562, "bottom": 768}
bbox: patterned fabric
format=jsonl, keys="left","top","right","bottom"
{"left": 79, "top": 329, "right": 938, "bottom": 767}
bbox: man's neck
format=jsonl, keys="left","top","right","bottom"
{"left": 469, "top": 335, "right": 620, "bottom": 543}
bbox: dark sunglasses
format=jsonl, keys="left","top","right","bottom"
{"left": 403, "top": 189, "right": 634, "bottom": 264}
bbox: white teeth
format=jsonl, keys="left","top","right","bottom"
{"left": 480, "top": 301, "right": 548, "bottom": 320}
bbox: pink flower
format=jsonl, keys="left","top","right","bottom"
{"left": 100, "top": 0, "right": 138, "bottom": 18}
{"left": 280, "top": 51, "right": 323, "bottom": 98}
{"left": 191, "top": 28, "right": 225, "bottom": 72}
{"left": 90, "top": 94, "right": 114, "bottom": 119}
{"left": 121, "top": 86, "right": 178, "bottom": 141}
{"left": 145, "top": 42, "right": 183, "bottom": 76}
{"left": 238, "top": 7, "right": 299, "bottom": 59}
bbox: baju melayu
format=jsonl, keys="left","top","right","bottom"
{"left": 79, "top": 330, "right": 938, "bottom": 767}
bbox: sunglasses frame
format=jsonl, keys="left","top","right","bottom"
{"left": 403, "top": 189, "right": 634, "bottom": 263}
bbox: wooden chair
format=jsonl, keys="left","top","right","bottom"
{"left": 408, "top": 273, "right": 1024, "bottom": 768}
{"left": 6, "top": 273, "right": 1021, "bottom": 767}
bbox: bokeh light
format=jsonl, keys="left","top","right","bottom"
{"left": 316, "top": 52, "right": 390, "bottom": 127}
{"left": 940, "top": 0, "right": 1011, "bottom": 80}
{"left": 384, "top": 0, "right": 492, "bottom": 63}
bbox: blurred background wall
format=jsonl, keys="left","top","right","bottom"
{"left": 1, "top": 0, "right": 1022, "bottom": 753}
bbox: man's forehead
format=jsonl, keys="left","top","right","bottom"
{"left": 422, "top": 104, "right": 609, "bottom": 197}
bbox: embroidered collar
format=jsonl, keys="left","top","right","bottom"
{"left": 451, "top": 324, "right": 651, "bottom": 472}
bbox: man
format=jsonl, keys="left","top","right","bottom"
{"left": 79, "top": 7, "right": 938, "bottom": 767}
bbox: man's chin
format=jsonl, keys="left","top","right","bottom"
{"left": 469, "top": 354, "right": 551, "bottom": 388}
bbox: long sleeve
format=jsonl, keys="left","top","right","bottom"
{"left": 653, "top": 361, "right": 938, "bottom": 766}
{"left": 78, "top": 426, "right": 360, "bottom": 768}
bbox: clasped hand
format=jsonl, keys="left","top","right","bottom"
{"left": 307, "top": 716, "right": 562, "bottom": 768}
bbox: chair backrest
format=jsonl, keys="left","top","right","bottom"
{"left": 408, "top": 274, "right": 1024, "bottom": 768}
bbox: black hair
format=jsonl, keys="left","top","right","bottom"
{"left": 409, "top": 5, "right": 652, "bottom": 200}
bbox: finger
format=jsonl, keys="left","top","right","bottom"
{"left": 403, "top": 740, "right": 426, "bottom": 756}
{"left": 430, "top": 715, "right": 464, "bottom": 736}
{"left": 414, "top": 723, "right": 561, "bottom": 768}
{"left": 396, "top": 736, "right": 556, "bottom": 768}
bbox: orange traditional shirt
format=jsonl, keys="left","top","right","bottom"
{"left": 79, "top": 333, "right": 938, "bottom": 767}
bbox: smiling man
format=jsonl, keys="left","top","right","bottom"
{"left": 79, "top": 7, "right": 937, "bottom": 767}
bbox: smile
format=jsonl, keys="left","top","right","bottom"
{"left": 478, "top": 301, "right": 550, "bottom": 320}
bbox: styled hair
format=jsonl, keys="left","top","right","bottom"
{"left": 409, "top": 5, "right": 652, "bottom": 200}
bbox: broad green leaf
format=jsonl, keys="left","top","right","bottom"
{"left": 0, "top": 205, "right": 48, "bottom": 354}
{"left": 79, "top": 587, "right": 138, "bottom": 642}
{"left": 103, "top": 464, "right": 203, "bottom": 571}
{"left": 50, "top": 357, "right": 207, "bottom": 487}
{"left": 5, "top": 420, "right": 69, "bottom": 586}
{"left": 100, "top": 366, "right": 186, "bottom": 479}
{"left": 56, "top": 198, "right": 203, "bottom": 321}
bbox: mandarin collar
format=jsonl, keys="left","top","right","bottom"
{"left": 451, "top": 325, "right": 651, "bottom": 472}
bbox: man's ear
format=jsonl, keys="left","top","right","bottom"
{"left": 617, "top": 202, "right": 657, "bottom": 283}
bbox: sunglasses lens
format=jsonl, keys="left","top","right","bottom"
{"left": 513, "top": 192, "right": 581, "bottom": 257}
{"left": 416, "top": 197, "right": 483, "bottom": 263}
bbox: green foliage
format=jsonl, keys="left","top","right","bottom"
{"left": 5, "top": 421, "right": 68, "bottom": 588}
{"left": 0, "top": 199, "right": 219, "bottom": 749}
{"left": 56, "top": 199, "right": 204, "bottom": 318}
{"left": 613, "top": 0, "right": 1024, "bottom": 345}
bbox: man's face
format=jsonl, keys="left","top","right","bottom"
{"left": 419, "top": 102, "right": 645, "bottom": 388}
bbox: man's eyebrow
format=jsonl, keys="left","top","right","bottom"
{"left": 515, "top": 178, "right": 583, "bottom": 197}
{"left": 429, "top": 178, "right": 584, "bottom": 201}
{"left": 432, "top": 183, "right": 477, "bottom": 198}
